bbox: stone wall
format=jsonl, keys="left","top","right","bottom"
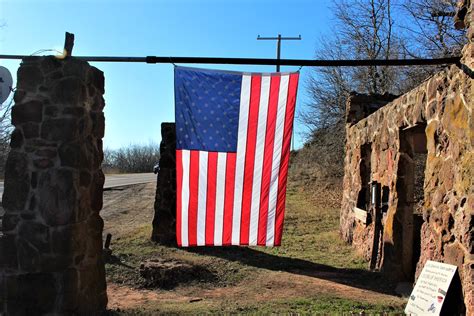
{"left": 341, "top": 8, "right": 474, "bottom": 312}
{"left": 0, "top": 56, "right": 107, "bottom": 314}
{"left": 151, "top": 123, "right": 177, "bottom": 245}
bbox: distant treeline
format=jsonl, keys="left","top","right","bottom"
{"left": 103, "top": 143, "right": 160, "bottom": 174}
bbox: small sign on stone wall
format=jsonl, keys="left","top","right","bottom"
{"left": 405, "top": 260, "right": 457, "bottom": 315}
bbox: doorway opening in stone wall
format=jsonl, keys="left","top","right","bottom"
{"left": 357, "top": 143, "right": 372, "bottom": 211}
{"left": 392, "top": 123, "right": 427, "bottom": 282}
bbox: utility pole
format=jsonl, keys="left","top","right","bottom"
{"left": 257, "top": 34, "right": 301, "bottom": 72}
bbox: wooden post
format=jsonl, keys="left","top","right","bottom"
{"left": 63, "top": 32, "right": 75, "bottom": 58}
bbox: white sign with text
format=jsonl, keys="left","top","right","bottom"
{"left": 405, "top": 260, "right": 457, "bottom": 315}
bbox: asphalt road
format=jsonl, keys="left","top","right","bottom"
{"left": 0, "top": 173, "right": 157, "bottom": 202}
{"left": 103, "top": 173, "right": 157, "bottom": 189}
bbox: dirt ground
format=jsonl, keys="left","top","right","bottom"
{"left": 102, "top": 182, "right": 407, "bottom": 314}
{"left": 102, "top": 184, "right": 156, "bottom": 240}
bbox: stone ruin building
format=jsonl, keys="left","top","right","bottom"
{"left": 340, "top": 1, "right": 474, "bottom": 313}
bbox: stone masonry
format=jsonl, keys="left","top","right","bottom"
{"left": 0, "top": 56, "right": 107, "bottom": 314}
{"left": 341, "top": 3, "right": 474, "bottom": 313}
{"left": 151, "top": 123, "right": 177, "bottom": 245}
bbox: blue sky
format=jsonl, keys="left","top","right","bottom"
{"left": 0, "top": 0, "right": 334, "bottom": 150}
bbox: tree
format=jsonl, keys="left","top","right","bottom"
{"left": 301, "top": 0, "right": 466, "bottom": 137}
{"left": 0, "top": 97, "right": 13, "bottom": 178}
{"left": 398, "top": 0, "right": 466, "bottom": 91}
{"left": 300, "top": 0, "right": 401, "bottom": 137}
{"left": 401, "top": 0, "right": 466, "bottom": 58}
{"left": 296, "top": 0, "right": 466, "bottom": 187}
{"left": 103, "top": 143, "right": 160, "bottom": 174}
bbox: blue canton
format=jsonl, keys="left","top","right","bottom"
{"left": 175, "top": 67, "right": 242, "bottom": 152}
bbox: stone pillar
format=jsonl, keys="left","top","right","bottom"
{"left": 0, "top": 56, "right": 107, "bottom": 314}
{"left": 151, "top": 123, "right": 177, "bottom": 245}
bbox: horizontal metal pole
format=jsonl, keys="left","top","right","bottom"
{"left": 0, "top": 54, "right": 461, "bottom": 67}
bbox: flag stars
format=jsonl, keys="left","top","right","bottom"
{"left": 176, "top": 69, "right": 242, "bottom": 152}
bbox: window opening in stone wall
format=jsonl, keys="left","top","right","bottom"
{"left": 357, "top": 143, "right": 372, "bottom": 211}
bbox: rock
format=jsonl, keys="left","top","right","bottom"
{"left": 11, "top": 101, "right": 43, "bottom": 126}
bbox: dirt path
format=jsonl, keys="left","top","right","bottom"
{"left": 102, "top": 183, "right": 156, "bottom": 239}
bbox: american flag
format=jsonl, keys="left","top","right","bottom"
{"left": 175, "top": 66, "right": 299, "bottom": 247}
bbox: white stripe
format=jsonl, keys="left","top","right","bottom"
{"left": 197, "top": 151, "right": 208, "bottom": 246}
{"left": 181, "top": 150, "right": 190, "bottom": 247}
{"left": 266, "top": 75, "right": 290, "bottom": 246}
{"left": 232, "top": 75, "right": 252, "bottom": 245}
{"left": 214, "top": 152, "right": 227, "bottom": 246}
{"left": 249, "top": 76, "right": 271, "bottom": 245}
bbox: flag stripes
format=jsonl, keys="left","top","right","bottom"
{"left": 177, "top": 71, "right": 299, "bottom": 247}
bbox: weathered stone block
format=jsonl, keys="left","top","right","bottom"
{"left": 22, "top": 122, "right": 40, "bottom": 139}
{"left": 87, "top": 67, "right": 105, "bottom": 95}
{"left": 41, "top": 118, "right": 79, "bottom": 141}
{"left": 16, "top": 65, "right": 44, "bottom": 92}
{"left": 44, "top": 105, "right": 59, "bottom": 117}
{"left": 40, "top": 56, "right": 62, "bottom": 75}
{"left": 1, "top": 214, "right": 20, "bottom": 232}
{"left": 63, "top": 106, "right": 85, "bottom": 117}
{"left": 2, "top": 151, "right": 30, "bottom": 211}
{"left": 87, "top": 172, "right": 103, "bottom": 213}
{"left": 18, "top": 221, "right": 50, "bottom": 253}
{"left": 38, "top": 169, "right": 77, "bottom": 226}
{"left": 58, "top": 142, "right": 89, "bottom": 168}
{"left": 52, "top": 77, "right": 86, "bottom": 106}
{"left": 9, "top": 129, "right": 23, "bottom": 149}
{"left": 17, "top": 238, "right": 41, "bottom": 271}
{"left": 11, "top": 101, "right": 43, "bottom": 126}
{"left": 91, "top": 112, "right": 105, "bottom": 138}
{"left": 5, "top": 273, "right": 56, "bottom": 314}
{"left": 35, "top": 148, "right": 57, "bottom": 159}
{"left": 80, "top": 171, "right": 91, "bottom": 187}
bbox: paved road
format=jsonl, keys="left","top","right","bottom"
{"left": 103, "top": 173, "right": 157, "bottom": 189}
{"left": 0, "top": 173, "right": 156, "bottom": 203}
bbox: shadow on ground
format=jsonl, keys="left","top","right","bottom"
{"left": 185, "top": 246, "right": 399, "bottom": 296}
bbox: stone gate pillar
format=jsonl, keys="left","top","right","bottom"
{"left": 0, "top": 56, "right": 107, "bottom": 314}
{"left": 151, "top": 123, "right": 176, "bottom": 245}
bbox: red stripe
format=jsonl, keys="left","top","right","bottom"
{"left": 205, "top": 152, "right": 218, "bottom": 245}
{"left": 223, "top": 153, "right": 236, "bottom": 245}
{"left": 257, "top": 75, "right": 280, "bottom": 245}
{"left": 240, "top": 75, "right": 262, "bottom": 245}
{"left": 274, "top": 73, "right": 299, "bottom": 246}
{"left": 176, "top": 150, "right": 183, "bottom": 247}
{"left": 188, "top": 150, "right": 200, "bottom": 247}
